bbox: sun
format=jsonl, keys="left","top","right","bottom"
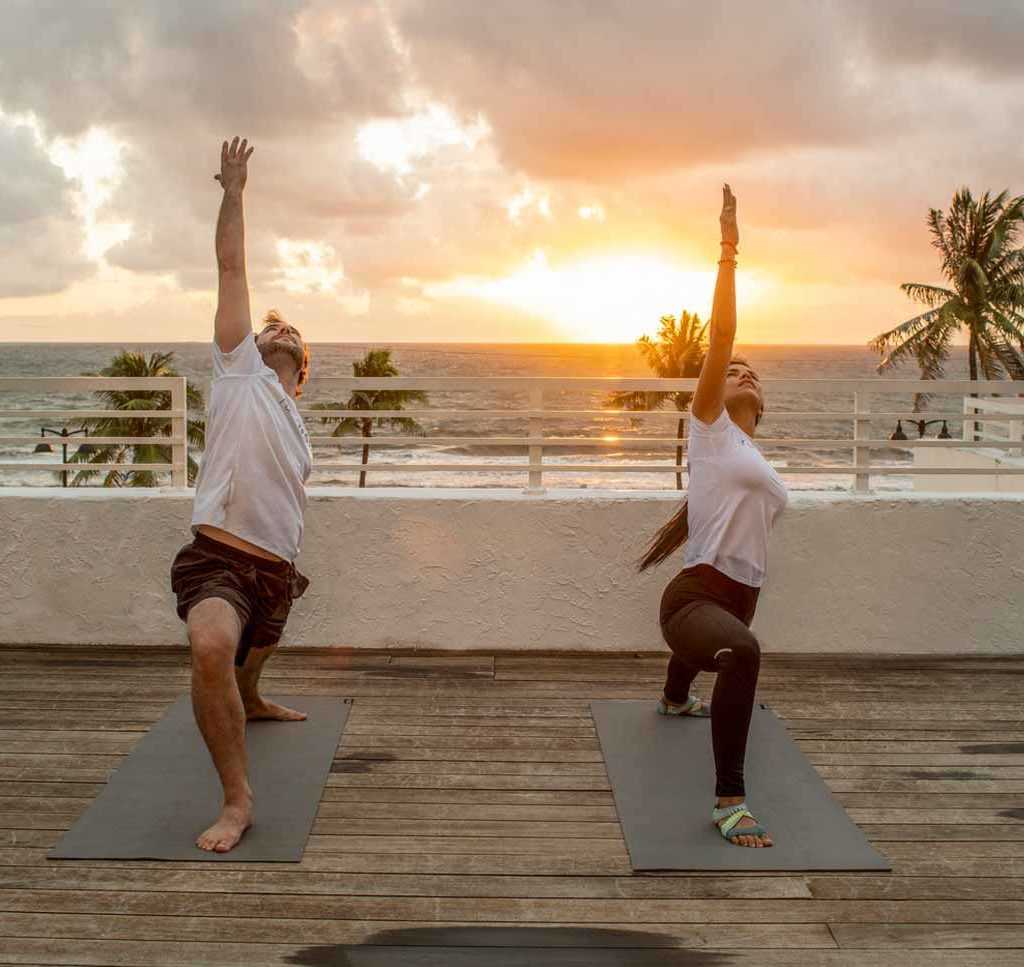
{"left": 427, "top": 250, "right": 771, "bottom": 342}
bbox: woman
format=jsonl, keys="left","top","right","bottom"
{"left": 639, "top": 185, "right": 788, "bottom": 848}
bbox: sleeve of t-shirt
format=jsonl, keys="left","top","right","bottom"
{"left": 689, "top": 408, "right": 731, "bottom": 434}
{"left": 687, "top": 407, "right": 733, "bottom": 461}
{"left": 212, "top": 332, "right": 267, "bottom": 378}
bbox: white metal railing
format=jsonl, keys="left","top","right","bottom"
{"left": 963, "top": 396, "right": 1024, "bottom": 455}
{"left": 3, "top": 375, "right": 1024, "bottom": 491}
{"left": 0, "top": 377, "right": 188, "bottom": 487}
{"left": 300, "top": 377, "right": 1024, "bottom": 492}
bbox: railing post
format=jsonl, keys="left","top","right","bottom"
{"left": 962, "top": 397, "right": 975, "bottom": 443}
{"left": 1010, "top": 411, "right": 1024, "bottom": 456}
{"left": 527, "top": 386, "right": 544, "bottom": 492}
{"left": 853, "top": 392, "right": 870, "bottom": 493}
{"left": 170, "top": 377, "right": 187, "bottom": 488}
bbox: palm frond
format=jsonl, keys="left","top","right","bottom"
{"left": 899, "top": 283, "right": 957, "bottom": 308}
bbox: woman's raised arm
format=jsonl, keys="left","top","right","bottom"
{"left": 690, "top": 184, "right": 739, "bottom": 424}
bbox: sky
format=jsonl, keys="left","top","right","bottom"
{"left": 1, "top": 0, "right": 1023, "bottom": 345}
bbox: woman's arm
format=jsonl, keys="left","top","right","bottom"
{"left": 690, "top": 184, "right": 739, "bottom": 424}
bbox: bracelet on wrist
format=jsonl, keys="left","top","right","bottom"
{"left": 718, "top": 257, "right": 737, "bottom": 266}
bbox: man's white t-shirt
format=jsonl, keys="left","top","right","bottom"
{"left": 682, "top": 407, "right": 788, "bottom": 587}
{"left": 191, "top": 333, "right": 313, "bottom": 562}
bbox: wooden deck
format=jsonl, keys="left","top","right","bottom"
{"left": 0, "top": 645, "right": 1022, "bottom": 965}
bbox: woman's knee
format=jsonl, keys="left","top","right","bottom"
{"left": 713, "top": 629, "right": 761, "bottom": 672}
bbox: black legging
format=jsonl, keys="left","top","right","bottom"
{"left": 659, "top": 564, "right": 761, "bottom": 798}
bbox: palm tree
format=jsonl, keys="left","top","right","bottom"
{"left": 870, "top": 188, "right": 1024, "bottom": 414}
{"left": 69, "top": 350, "right": 205, "bottom": 486}
{"left": 606, "top": 311, "right": 709, "bottom": 490}
{"left": 312, "top": 349, "right": 427, "bottom": 488}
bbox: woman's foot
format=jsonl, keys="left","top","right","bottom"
{"left": 713, "top": 796, "right": 773, "bottom": 848}
{"left": 658, "top": 693, "right": 710, "bottom": 717}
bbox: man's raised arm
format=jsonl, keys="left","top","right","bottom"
{"left": 213, "top": 136, "right": 255, "bottom": 353}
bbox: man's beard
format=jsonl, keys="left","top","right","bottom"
{"left": 259, "top": 338, "right": 304, "bottom": 372}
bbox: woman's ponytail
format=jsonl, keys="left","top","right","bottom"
{"left": 638, "top": 501, "right": 690, "bottom": 572}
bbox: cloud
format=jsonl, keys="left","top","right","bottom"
{"left": 394, "top": 0, "right": 1024, "bottom": 183}
{"left": 393, "top": 0, "right": 889, "bottom": 179}
{"left": 0, "top": 0, "right": 414, "bottom": 293}
{"left": 0, "top": 117, "right": 92, "bottom": 298}
{"left": 847, "top": 1, "right": 1024, "bottom": 76}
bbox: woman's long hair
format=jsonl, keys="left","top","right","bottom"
{"left": 638, "top": 501, "right": 689, "bottom": 572}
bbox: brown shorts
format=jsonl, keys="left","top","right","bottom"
{"left": 170, "top": 531, "right": 310, "bottom": 667}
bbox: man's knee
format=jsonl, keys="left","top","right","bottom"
{"left": 188, "top": 602, "right": 240, "bottom": 675}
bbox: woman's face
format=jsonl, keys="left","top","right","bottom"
{"left": 724, "top": 358, "right": 764, "bottom": 422}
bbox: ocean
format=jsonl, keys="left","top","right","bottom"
{"left": 0, "top": 342, "right": 974, "bottom": 491}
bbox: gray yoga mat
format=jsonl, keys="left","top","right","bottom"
{"left": 49, "top": 695, "right": 350, "bottom": 862}
{"left": 591, "top": 700, "right": 891, "bottom": 872}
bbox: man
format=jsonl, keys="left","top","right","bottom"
{"left": 170, "top": 136, "right": 314, "bottom": 853}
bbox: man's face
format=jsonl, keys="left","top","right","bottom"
{"left": 256, "top": 320, "right": 304, "bottom": 368}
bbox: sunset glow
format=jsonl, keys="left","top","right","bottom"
{"left": 428, "top": 251, "right": 773, "bottom": 343}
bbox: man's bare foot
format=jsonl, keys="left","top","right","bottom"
{"left": 715, "top": 796, "right": 773, "bottom": 848}
{"left": 196, "top": 800, "right": 253, "bottom": 853}
{"left": 243, "top": 697, "right": 307, "bottom": 721}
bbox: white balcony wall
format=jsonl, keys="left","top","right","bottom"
{"left": 913, "top": 446, "right": 1024, "bottom": 493}
{"left": 1, "top": 489, "right": 1020, "bottom": 655}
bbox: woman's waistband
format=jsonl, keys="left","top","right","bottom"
{"left": 661, "top": 563, "right": 759, "bottom": 626}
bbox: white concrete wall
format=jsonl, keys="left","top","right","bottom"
{"left": 1, "top": 488, "right": 1021, "bottom": 655}
{"left": 914, "top": 446, "right": 1024, "bottom": 493}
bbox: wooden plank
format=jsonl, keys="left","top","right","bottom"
{"left": 325, "top": 775, "right": 612, "bottom": 790}
{"left": 5, "top": 792, "right": 1022, "bottom": 824}
{"left": 808, "top": 876, "right": 1024, "bottom": 901}
{"left": 0, "top": 865, "right": 812, "bottom": 899}
{"left": 859, "top": 825, "right": 1023, "bottom": 841}
{"left": 1, "top": 863, "right": 1022, "bottom": 902}
{"left": 3, "top": 890, "right": 1024, "bottom": 924}
{"left": 3, "top": 842, "right": 1021, "bottom": 877}
{"left": 2, "top": 848, "right": 635, "bottom": 876}
{"left": 830, "top": 924, "right": 1024, "bottom": 948}
{"left": 0, "top": 913, "right": 835, "bottom": 947}
{"left": 333, "top": 758, "right": 606, "bottom": 773}
{"left": 816, "top": 765, "right": 1024, "bottom": 778}
{"left": 303, "top": 835, "right": 629, "bottom": 856}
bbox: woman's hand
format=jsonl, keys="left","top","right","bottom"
{"left": 214, "top": 136, "right": 254, "bottom": 194}
{"left": 720, "top": 183, "right": 738, "bottom": 250}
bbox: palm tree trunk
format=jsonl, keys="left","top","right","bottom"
{"left": 968, "top": 327, "right": 979, "bottom": 441}
{"left": 675, "top": 417, "right": 685, "bottom": 490}
{"left": 360, "top": 419, "right": 371, "bottom": 488}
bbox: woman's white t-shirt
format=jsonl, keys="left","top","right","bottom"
{"left": 190, "top": 334, "right": 313, "bottom": 562}
{"left": 682, "top": 407, "right": 788, "bottom": 587}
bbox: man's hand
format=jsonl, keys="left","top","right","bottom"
{"left": 720, "top": 183, "right": 739, "bottom": 250}
{"left": 214, "top": 136, "right": 254, "bottom": 194}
